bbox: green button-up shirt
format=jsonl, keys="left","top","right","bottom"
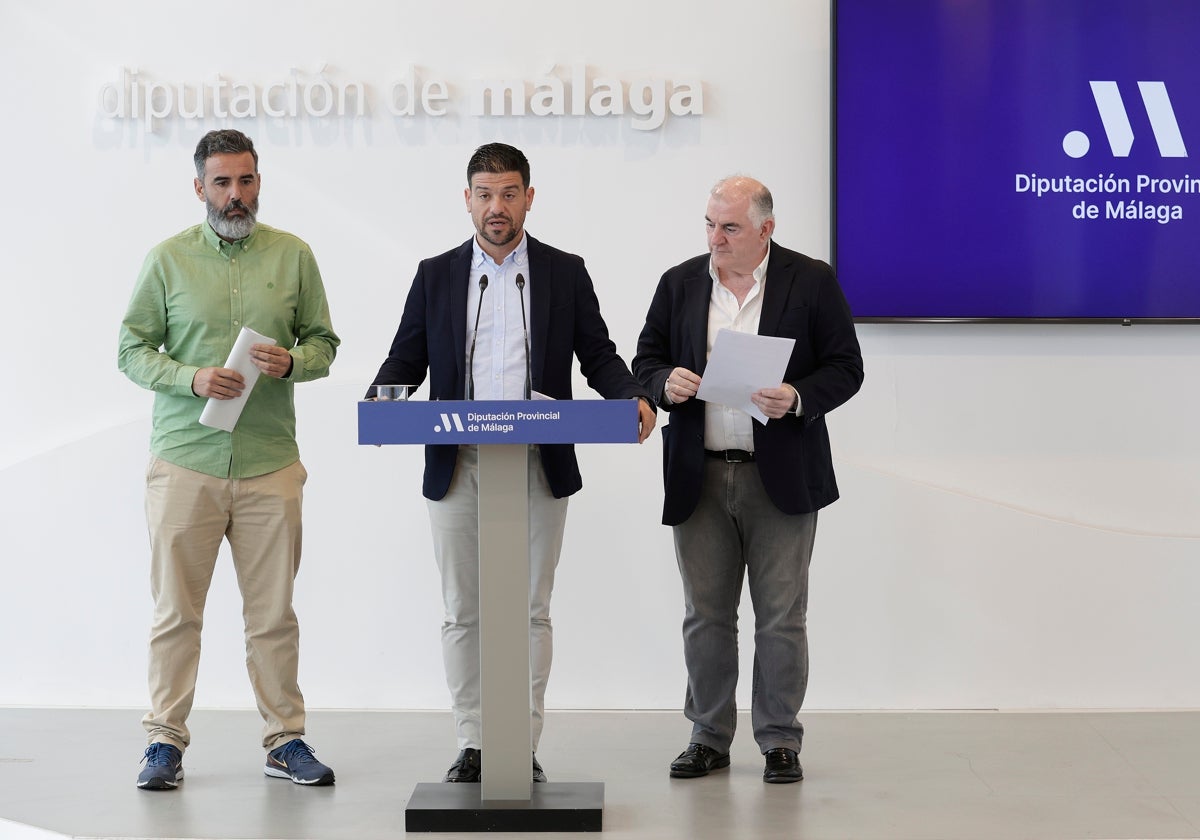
{"left": 118, "top": 222, "right": 339, "bottom": 479}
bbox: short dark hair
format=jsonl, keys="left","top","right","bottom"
{"left": 193, "top": 129, "right": 259, "bottom": 179}
{"left": 466, "top": 142, "right": 530, "bottom": 189}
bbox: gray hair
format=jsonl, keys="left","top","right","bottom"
{"left": 711, "top": 176, "right": 774, "bottom": 227}
{"left": 193, "top": 129, "right": 259, "bottom": 179}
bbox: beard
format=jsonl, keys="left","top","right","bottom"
{"left": 478, "top": 214, "right": 519, "bottom": 249}
{"left": 207, "top": 196, "right": 259, "bottom": 241}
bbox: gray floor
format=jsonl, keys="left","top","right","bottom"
{"left": 2, "top": 708, "right": 1200, "bottom": 840}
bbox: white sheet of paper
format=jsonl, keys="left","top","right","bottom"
{"left": 695, "top": 329, "right": 796, "bottom": 424}
{"left": 198, "top": 327, "right": 278, "bottom": 433}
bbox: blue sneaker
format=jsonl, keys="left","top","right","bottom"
{"left": 137, "top": 743, "right": 183, "bottom": 790}
{"left": 265, "top": 739, "right": 335, "bottom": 785}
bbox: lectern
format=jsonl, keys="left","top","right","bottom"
{"left": 359, "top": 398, "right": 640, "bottom": 832}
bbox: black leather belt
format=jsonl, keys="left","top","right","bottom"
{"left": 705, "top": 449, "right": 755, "bottom": 463}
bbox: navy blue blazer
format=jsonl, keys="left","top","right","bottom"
{"left": 632, "top": 243, "right": 864, "bottom": 526}
{"left": 371, "top": 235, "right": 650, "bottom": 501}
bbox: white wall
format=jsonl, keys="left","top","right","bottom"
{"left": 1, "top": 0, "right": 1197, "bottom": 714}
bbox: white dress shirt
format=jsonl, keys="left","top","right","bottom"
{"left": 464, "top": 233, "right": 532, "bottom": 400}
{"left": 703, "top": 247, "right": 770, "bottom": 452}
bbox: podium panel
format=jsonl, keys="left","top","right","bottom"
{"left": 358, "top": 399, "right": 639, "bottom": 445}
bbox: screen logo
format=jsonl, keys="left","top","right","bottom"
{"left": 1064, "top": 81, "right": 1187, "bottom": 158}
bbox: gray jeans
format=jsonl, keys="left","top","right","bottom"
{"left": 673, "top": 457, "right": 817, "bottom": 754}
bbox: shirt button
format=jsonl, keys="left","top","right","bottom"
{"left": 231, "top": 258, "right": 236, "bottom": 263}
{"left": 233, "top": 320, "right": 240, "bottom": 326}
{"left": 233, "top": 289, "right": 239, "bottom": 294}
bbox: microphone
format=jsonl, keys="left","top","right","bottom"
{"left": 466, "top": 274, "right": 488, "bottom": 400}
{"left": 515, "top": 273, "right": 532, "bottom": 400}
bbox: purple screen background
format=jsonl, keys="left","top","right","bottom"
{"left": 834, "top": 0, "right": 1200, "bottom": 320}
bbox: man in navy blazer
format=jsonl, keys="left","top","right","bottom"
{"left": 371, "top": 143, "right": 655, "bottom": 784}
{"left": 633, "top": 176, "right": 863, "bottom": 784}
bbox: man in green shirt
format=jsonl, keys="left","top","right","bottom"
{"left": 118, "top": 129, "right": 340, "bottom": 791}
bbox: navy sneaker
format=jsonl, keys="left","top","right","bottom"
{"left": 265, "top": 739, "right": 335, "bottom": 785}
{"left": 137, "top": 743, "right": 183, "bottom": 790}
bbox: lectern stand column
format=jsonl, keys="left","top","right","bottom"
{"left": 476, "top": 444, "right": 532, "bottom": 802}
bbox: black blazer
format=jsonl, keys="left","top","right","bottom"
{"left": 632, "top": 243, "right": 864, "bottom": 526}
{"left": 371, "top": 235, "right": 649, "bottom": 501}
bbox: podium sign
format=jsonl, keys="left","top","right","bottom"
{"left": 360, "top": 398, "right": 639, "bottom": 832}
{"left": 358, "top": 398, "right": 639, "bottom": 445}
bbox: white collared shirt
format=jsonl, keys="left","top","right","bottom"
{"left": 703, "top": 247, "right": 771, "bottom": 451}
{"left": 465, "top": 233, "right": 532, "bottom": 400}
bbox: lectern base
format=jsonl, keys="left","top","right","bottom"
{"left": 405, "top": 781, "right": 604, "bottom": 832}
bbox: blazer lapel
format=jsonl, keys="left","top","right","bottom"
{"left": 758, "top": 243, "right": 793, "bottom": 337}
{"left": 684, "top": 264, "right": 711, "bottom": 373}
{"left": 527, "top": 235, "right": 550, "bottom": 390}
{"left": 449, "top": 238, "right": 473, "bottom": 395}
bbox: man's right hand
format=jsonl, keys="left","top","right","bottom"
{"left": 192, "top": 367, "right": 246, "bottom": 399}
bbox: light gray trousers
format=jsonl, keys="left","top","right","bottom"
{"left": 427, "top": 445, "right": 569, "bottom": 752}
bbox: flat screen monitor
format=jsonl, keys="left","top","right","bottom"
{"left": 833, "top": 0, "right": 1200, "bottom": 322}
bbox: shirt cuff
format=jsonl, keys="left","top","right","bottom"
{"left": 785, "top": 384, "right": 803, "bottom": 416}
{"left": 175, "top": 365, "right": 202, "bottom": 397}
{"left": 660, "top": 379, "right": 675, "bottom": 406}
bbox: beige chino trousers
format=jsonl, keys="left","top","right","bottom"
{"left": 141, "top": 457, "right": 307, "bottom": 752}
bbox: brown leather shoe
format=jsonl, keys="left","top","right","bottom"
{"left": 669, "top": 743, "right": 731, "bottom": 778}
{"left": 442, "top": 748, "right": 481, "bottom": 783}
{"left": 762, "top": 747, "right": 803, "bottom": 783}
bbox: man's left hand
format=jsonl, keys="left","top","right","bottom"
{"left": 250, "top": 343, "right": 294, "bottom": 379}
{"left": 751, "top": 385, "right": 798, "bottom": 419}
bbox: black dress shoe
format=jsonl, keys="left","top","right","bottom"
{"left": 669, "top": 743, "right": 731, "bottom": 778}
{"left": 762, "top": 747, "right": 803, "bottom": 783}
{"left": 532, "top": 754, "right": 547, "bottom": 783}
{"left": 442, "top": 748, "right": 481, "bottom": 783}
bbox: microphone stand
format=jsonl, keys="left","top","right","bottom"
{"left": 466, "top": 274, "right": 488, "bottom": 399}
{"left": 516, "top": 273, "right": 532, "bottom": 400}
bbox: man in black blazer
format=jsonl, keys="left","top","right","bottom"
{"left": 633, "top": 176, "right": 863, "bottom": 783}
{"left": 371, "top": 143, "right": 655, "bottom": 784}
